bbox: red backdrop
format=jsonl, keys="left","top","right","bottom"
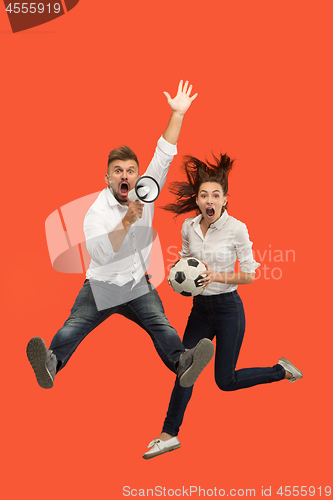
{"left": 1, "top": 1, "right": 332, "bottom": 499}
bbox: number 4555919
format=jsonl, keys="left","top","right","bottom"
{"left": 6, "top": 3, "right": 61, "bottom": 14}
{"left": 277, "top": 486, "right": 331, "bottom": 496}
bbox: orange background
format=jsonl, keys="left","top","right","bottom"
{"left": 1, "top": 1, "right": 332, "bottom": 499}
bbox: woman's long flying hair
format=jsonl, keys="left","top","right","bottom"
{"left": 163, "top": 153, "right": 234, "bottom": 217}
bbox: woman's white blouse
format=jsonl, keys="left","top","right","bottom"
{"left": 179, "top": 210, "right": 260, "bottom": 295}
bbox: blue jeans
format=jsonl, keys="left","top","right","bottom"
{"left": 162, "top": 291, "right": 285, "bottom": 436}
{"left": 49, "top": 278, "right": 184, "bottom": 373}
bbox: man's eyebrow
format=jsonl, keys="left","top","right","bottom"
{"left": 112, "top": 164, "right": 136, "bottom": 169}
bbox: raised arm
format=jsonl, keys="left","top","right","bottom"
{"left": 162, "top": 80, "right": 198, "bottom": 145}
{"left": 104, "top": 82, "right": 198, "bottom": 254}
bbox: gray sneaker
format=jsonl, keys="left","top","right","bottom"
{"left": 278, "top": 357, "right": 303, "bottom": 383}
{"left": 26, "top": 337, "right": 57, "bottom": 389}
{"left": 178, "top": 338, "right": 214, "bottom": 388}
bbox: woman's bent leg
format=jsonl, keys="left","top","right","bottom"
{"left": 214, "top": 292, "right": 284, "bottom": 391}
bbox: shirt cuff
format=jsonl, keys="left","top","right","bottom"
{"left": 158, "top": 135, "right": 178, "bottom": 156}
{"left": 240, "top": 261, "right": 261, "bottom": 274}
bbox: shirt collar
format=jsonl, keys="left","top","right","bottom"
{"left": 105, "top": 187, "right": 127, "bottom": 209}
{"left": 191, "top": 210, "right": 229, "bottom": 231}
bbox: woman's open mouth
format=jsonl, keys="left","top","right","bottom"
{"left": 119, "top": 182, "right": 129, "bottom": 197}
{"left": 206, "top": 207, "right": 215, "bottom": 218}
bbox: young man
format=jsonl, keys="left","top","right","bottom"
{"left": 27, "top": 80, "right": 214, "bottom": 390}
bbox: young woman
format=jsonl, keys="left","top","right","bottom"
{"left": 143, "top": 154, "right": 303, "bottom": 459}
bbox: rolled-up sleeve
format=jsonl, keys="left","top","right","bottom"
{"left": 84, "top": 212, "right": 115, "bottom": 266}
{"left": 144, "top": 136, "right": 178, "bottom": 190}
{"left": 234, "top": 223, "right": 260, "bottom": 274}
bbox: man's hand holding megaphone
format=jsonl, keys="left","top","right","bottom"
{"left": 122, "top": 200, "right": 144, "bottom": 228}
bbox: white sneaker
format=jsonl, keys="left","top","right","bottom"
{"left": 142, "top": 437, "right": 181, "bottom": 460}
{"left": 278, "top": 357, "right": 303, "bottom": 383}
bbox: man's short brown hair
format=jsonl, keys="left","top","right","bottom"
{"left": 107, "top": 146, "right": 139, "bottom": 172}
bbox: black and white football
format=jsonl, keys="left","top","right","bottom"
{"left": 168, "top": 258, "right": 207, "bottom": 297}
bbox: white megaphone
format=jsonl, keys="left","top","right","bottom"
{"left": 127, "top": 176, "right": 160, "bottom": 203}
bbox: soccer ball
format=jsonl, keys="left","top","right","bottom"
{"left": 168, "top": 258, "right": 207, "bottom": 297}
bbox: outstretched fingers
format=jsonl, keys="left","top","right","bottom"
{"left": 181, "top": 80, "right": 198, "bottom": 100}
{"left": 163, "top": 91, "right": 171, "bottom": 102}
{"left": 163, "top": 80, "right": 198, "bottom": 115}
{"left": 178, "top": 80, "right": 184, "bottom": 93}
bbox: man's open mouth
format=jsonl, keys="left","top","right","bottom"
{"left": 206, "top": 207, "right": 215, "bottom": 218}
{"left": 119, "top": 182, "right": 129, "bottom": 197}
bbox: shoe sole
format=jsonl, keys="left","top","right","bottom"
{"left": 142, "top": 443, "right": 181, "bottom": 460}
{"left": 279, "top": 357, "right": 303, "bottom": 382}
{"left": 179, "top": 338, "right": 214, "bottom": 388}
{"left": 26, "top": 337, "right": 54, "bottom": 389}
